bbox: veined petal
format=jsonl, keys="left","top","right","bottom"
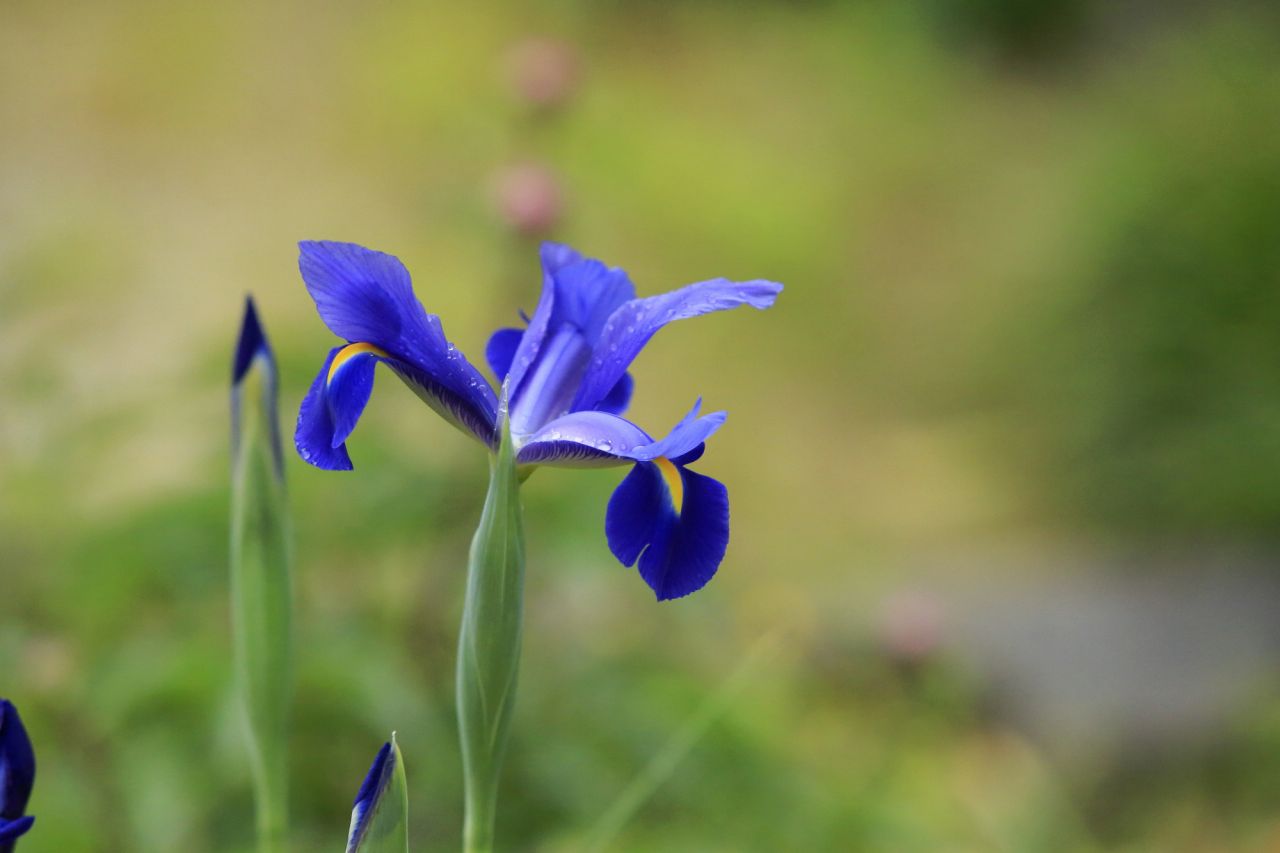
{"left": 297, "top": 241, "right": 500, "bottom": 453}
{"left": 299, "top": 241, "right": 416, "bottom": 344}
{"left": 503, "top": 243, "right": 560, "bottom": 397}
{"left": 506, "top": 243, "right": 636, "bottom": 435}
{"left": 296, "top": 347, "right": 354, "bottom": 470}
{"left": 515, "top": 410, "right": 651, "bottom": 467}
{"left": 606, "top": 463, "right": 730, "bottom": 601}
{"left": 571, "top": 277, "right": 782, "bottom": 412}
{"left": 515, "top": 400, "right": 725, "bottom": 469}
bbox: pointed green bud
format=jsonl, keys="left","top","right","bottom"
{"left": 230, "top": 296, "right": 293, "bottom": 852}
{"left": 345, "top": 735, "right": 409, "bottom": 853}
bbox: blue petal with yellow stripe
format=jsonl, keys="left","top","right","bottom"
{"left": 294, "top": 241, "right": 499, "bottom": 469}
{"left": 294, "top": 239, "right": 780, "bottom": 599}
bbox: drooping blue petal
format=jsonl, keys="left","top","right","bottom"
{"left": 604, "top": 462, "right": 666, "bottom": 566}
{"left": 606, "top": 463, "right": 730, "bottom": 601}
{"left": 571, "top": 277, "right": 783, "bottom": 412}
{"left": 326, "top": 349, "right": 379, "bottom": 449}
{"left": 506, "top": 244, "right": 636, "bottom": 435}
{"left": 515, "top": 400, "right": 725, "bottom": 469}
{"left": 0, "top": 699, "right": 36, "bottom": 846}
{"left": 297, "top": 241, "right": 499, "bottom": 451}
{"left": 594, "top": 372, "right": 634, "bottom": 416}
{"left": 485, "top": 327, "right": 523, "bottom": 382}
{"left": 296, "top": 347, "right": 353, "bottom": 471}
{"left": 299, "top": 241, "right": 416, "bottom": 344}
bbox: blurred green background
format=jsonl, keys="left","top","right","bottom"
{"left": 4, "top": 1, "right": 1280, "bottom": 850}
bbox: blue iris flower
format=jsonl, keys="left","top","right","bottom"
{"left": 296, "top": 241, "right": 781, "bottom": 600}
{"left": 0, "top": 700, "right": 35, "bottom": 851}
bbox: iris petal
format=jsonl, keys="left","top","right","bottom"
{"left": 346, "top": 740, "right": 397, "bottom": 853}
{"left": 605, "top": 462, "right": 666, "bottom": 566}
{"left": 503, "top": 243, "right": 561, "bottom": 396}
{"left": 485, "top": 327, "right": 523, "bottom": 382}
{"left": 326, "top": 350, "right": 379, "bottom": 449}
{"left": 571, "top": 277, "right": 783, "bottom": 412}
{"left": 231, "top": 295, "right": 272, "bottom": 386}
{"left": 595, "top": 372, "right": 634, "bottom": 416}
{"left": 299, "top": 241, "right": 415, "bottom": 344}
{"left": 296, "top": 241, "right": 500, "bottom": 454}
{"left": 515, "top": 410, "right": 651, "bottom": 467}
{"left": 0, "top": 700, "right": 35, "bottom": 822}
{"left": 628, "top": 399, "right": 725, "bottom": 462}
{"left": 296, "top": 347, "right": 354, "bottom": 471}
{"left": 0, "top": 816, "right": 34, "bottom": 843}
{"left": 514, "top": 400, "right": 725, "bottom": 469}
{"left": 607, "top": 463, "right": 730, "bottom": 601}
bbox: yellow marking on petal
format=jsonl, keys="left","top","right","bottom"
{"left": 654, "top": 456, "right": 684, "bottom": 514}
{"left": 328, "top": 342, "right": 388, "bottom": 384}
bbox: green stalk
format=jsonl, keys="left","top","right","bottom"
{"left": 230, "top": 307, "right": 293, "bottom": 853}
{"left": 455, "top": 408, "right": 525, "bottom": 853}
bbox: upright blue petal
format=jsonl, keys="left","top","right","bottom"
{"left": 346, "top": 737, "right": 408, "bottom": 852}
{"left": 231, "top": 295, "right": 284, "bottom": 479}
{"left": 0, "top": 699, "right": 36, "bottom": 850}
{"left": 485, "top": 327, "right": 523, "bottom": 382}
{"left": 506, "top": 244, "right": 636, "bottom": 436}
{"left": 606, "top": 462, "right": 730, "bottom": 601}
{"left": 232, "top": 295, "right": 272, "bottom": 387}
{"left": 347, "top": 742, "right": 392, "bottom": 851}
{"left": 295, "top": 242, "right": 500, "bottom": 461}
{"left": 571, "top": 277, "right": 782, "bottom": 412}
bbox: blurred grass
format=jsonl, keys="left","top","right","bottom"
{"left": 3, "top": 0, "right": 1280, "bottom": 850}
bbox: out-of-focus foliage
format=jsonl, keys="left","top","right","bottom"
{"left": 2, "top": 0, "right": 1280, "bottom": 850}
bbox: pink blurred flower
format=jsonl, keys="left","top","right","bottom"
{"left": 491, "top": 163, "right": 563, "bottom": 236}
{"left": 506, "top": 37, "right": 579, "bottom": 110}
{"left": 879, "top": 588, "right": 946, "bottom": 665}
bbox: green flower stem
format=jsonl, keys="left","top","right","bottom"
{"left": 456, "top": 412, "right": 525, "bottom": 853}
{"left": 231, "top": 361, "right": 293, "bottom": 853}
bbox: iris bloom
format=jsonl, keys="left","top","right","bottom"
{"left": 296, "top": 241, "right": 781, "bottom": 599}
{"left": 0, "top": 700, "right": 35, "bottom": 850}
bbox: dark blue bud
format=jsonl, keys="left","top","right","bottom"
{"left": 0, "top": 700, "right": 36, "bottom": 851}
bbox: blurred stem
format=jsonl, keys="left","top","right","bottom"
{"left": 582, "top": 633, "right": 781, "bottom": 853}
{"left": 231, "top": 365, "right": 293, "bottom": 853}
{"left": 456, "top": 412, "right": 525, "bottom": 853}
